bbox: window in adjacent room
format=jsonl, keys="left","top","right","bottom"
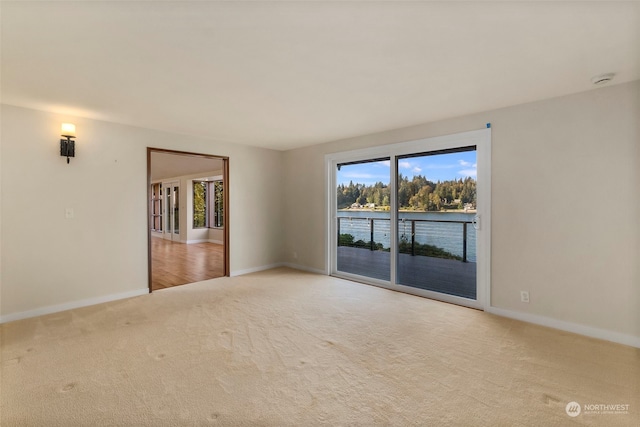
{"left": 193, "top": 180, "right": 224, "bottom": 229}
{"left": 212, "top": 180, "right": 224, "bottom": 228}
{"left": 193, "top": 181, "right": 208, "bottom": 228}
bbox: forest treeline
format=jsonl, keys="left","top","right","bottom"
{"left": 337, "top": 174, "right": 476, "bottom": 211}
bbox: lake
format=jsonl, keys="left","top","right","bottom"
{"left": 337, "top": 210, "right": 477, "bottom": 262}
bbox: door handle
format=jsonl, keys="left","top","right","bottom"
{"left": 473, "top": 214, "right": 480, "bottom": 230}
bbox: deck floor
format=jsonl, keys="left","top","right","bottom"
{"left": 337, "top": 246, "right": 476, "bottom": 299}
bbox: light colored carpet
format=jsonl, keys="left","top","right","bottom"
{"left": 1, "top": 268, "right": 638, "bottom": 426}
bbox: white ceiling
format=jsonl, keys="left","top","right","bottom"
{"left": 150, "top": 151, "right": 223, "bottom": 181}
{"left": 2, "top": 1, "right": 639, "bottom": 151}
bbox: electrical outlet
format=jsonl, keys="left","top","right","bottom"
{"left": 520, "top": 291, "right": 530, "bottom": 303}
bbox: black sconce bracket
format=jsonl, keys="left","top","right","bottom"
{"left": 60, "top": 138, "right": 75, "bottom": 164}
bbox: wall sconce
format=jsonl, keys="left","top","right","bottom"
{"left": 60, "top": 123, "right": 76, "bottom": 164}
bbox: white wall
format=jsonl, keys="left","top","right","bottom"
{"left": 208, "top": 228, "right": 224, "bottom": 244}
{"left": 283, "top": 81, "right": 640, "bottom": 342}
{"left": 0, "top": 104, "right": 284, "bottom": 319}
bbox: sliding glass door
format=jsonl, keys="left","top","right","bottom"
{"left": 335, "top": 158, "right": 391, "bottom": 281}
{"left": 396, "top": 148, "right": 477, "bottom": 300}
{"left": 328, "top": 129, "right": 490, "bottom": 309}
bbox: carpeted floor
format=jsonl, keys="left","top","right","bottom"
{"left": 1, "top": 268, "right": 638, "bottom": 426}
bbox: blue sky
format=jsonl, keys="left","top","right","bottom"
{"left": 337, "top": 150, "right": 476, "bottom": 186}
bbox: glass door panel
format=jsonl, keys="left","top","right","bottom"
{"left": 163, "top": 182, "right": 180, "bottom": 241}
{"left": 396, "top": 148, "right": 477, "bottom": 300}
{"left": 336, "top": 158, "right": 391, "bottom": 281}
{"left": 164, "top": 183, "right": 173, "bottom": 240}
{"left": 173, "top": 185, "right": 180, "bottom": 234}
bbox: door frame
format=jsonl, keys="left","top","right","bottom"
{"left": 147, "top": 148, "right": 230, "bottom": 292}
{"left": 325, "top": 128, "right": 491, "bottom": 310}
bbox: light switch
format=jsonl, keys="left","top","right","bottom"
{"left": 65, "top": 208, "right": 74, "bottom": 219}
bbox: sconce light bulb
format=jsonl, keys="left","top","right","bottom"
{"left": 61, "top": 123, "right": 76, "bottom": 138}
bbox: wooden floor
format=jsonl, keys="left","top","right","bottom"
{"left": 151, "top": 237, "right": 225, "bottom": 291}
{"left": 337, "top": 246, "right": 477, "bottom": 299}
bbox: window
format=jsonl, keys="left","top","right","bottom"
{"left": 193, "top": 181, "right": 208, "bottom": 228}
{"left": 193, "top": 180, "right": 224, "bottom": 229}
{"left": 212, "top": 181, "right": 224, "bottom": 228}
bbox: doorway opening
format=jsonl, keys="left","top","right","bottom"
{"left": 147, "top": 148, "right": 229, "bottom": 292}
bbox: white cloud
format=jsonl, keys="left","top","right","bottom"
{"left": 424, "top": 163, "right": 456, "bottom": 170}
{"left": 458, "top": 169, "right": 477, "bottom": 178}
{"left": 412, "top": 167, "right": 422, "bottom": 173}
{"left": 377, "top": 160, "right": 390, "bottom": 167}
{"left": 399, "top": 161, "right": 411, "bottom": 169}
{"left": 459, "top": 160, "right": 472, "bottom": 167}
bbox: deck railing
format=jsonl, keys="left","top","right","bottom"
{"left": 337, "top": 216, "right": 474, "bottom": 262}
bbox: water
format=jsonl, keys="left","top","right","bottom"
{"left": 337, "top": 210, "right": 477, "bottom": 262}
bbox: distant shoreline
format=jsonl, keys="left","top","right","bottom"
{"left": 339, "top": 208, "right": 477, "bottom": 213}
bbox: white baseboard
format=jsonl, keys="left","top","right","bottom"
{"left": 281, "top": 262, "right": 326, "bottom": 275}
{"left": 231, "top": 263, "right": 327, "bottom": 277}
{"left": 486, "top": 306, "right": 640, "bottom": 349}
{"left": 0, "top": 288, "right": 149, "bottom": 324}
{"left": 230, "top": 263, "right": 285, "bottom": 277}
{"left": 186, "top": 239, "right": 224, "bottom": 245}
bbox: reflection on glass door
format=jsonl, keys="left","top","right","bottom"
{"left": 336, "top": 158, "right": 391, "bottom": 281}
{"left": 163, "top": 182, "right": 180, "bottom": 241}
{"left": 396, "top": 148, "right": 477, "bottom": 299}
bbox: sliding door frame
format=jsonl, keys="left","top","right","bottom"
{"left": 325, "top": 128, "right": 491, "bottom": 310}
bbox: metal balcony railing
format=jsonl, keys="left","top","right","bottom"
{"left": 337, "top": 216, "right": 475, "bottom": 262}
